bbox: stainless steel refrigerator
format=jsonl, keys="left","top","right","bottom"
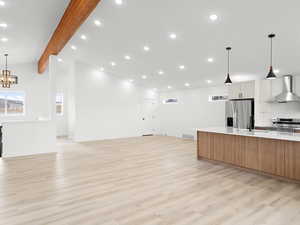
{"left": 225, "top": 99, "right": 254, "bottom": 129}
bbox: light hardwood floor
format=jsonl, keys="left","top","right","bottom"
{"left": 1, "top": 136, "right": 300, "bottom": 225}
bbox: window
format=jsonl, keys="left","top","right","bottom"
{"left": 56, "top": 94, "right": 64, "bottom": 116}
{"left": 0, "top": 92, "right": 25, "bottom": 116}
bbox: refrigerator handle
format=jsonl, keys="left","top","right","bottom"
{"left": 233, "top": 103, "right": 238, "bottom": 129}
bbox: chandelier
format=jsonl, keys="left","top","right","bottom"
{"left": 0, "top": 54, "right": 18, "bottom": 88}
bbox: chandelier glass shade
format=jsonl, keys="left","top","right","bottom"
{"left": 0, "top": 54, "right": 18, "bottom": 88}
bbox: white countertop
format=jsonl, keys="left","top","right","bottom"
{"left": 198, "top": 127, "right": 300, "bottom": 142}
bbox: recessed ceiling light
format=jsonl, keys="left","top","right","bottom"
{"left": 1, "top": 37, "right": 8, "bottom": 42}
{"left": 94, "top": 20, "right": 102, "bottom": 26}
{"left": 100, "top": 67, "right": 105, "bottom": 72}
{"left": 185, "top": 83, "right": 190, "bottom": 87}
{"left": 128, "top": 79, "right": 134, "bottom": 83}
{"left": 71, "top": 45, "right": 77, "bottom": 50}
{"left": 274, "top": 69, "right": 280, "bottom": 74}
{"left": 206, "top": 80, "right": 212, "bottom": 84}
{"left": 209, "top": 14, "right": 218, "bottom": 21}
{"left": 80, "top": 34, "right": 87, "bottom": 40}
{"left": 0, "top": 23, "right": 7, "bottom": 28}
{"left": 167, "top": 85, "right": 172, "bottom": 89}
{"left": 57, "top": 58, "right": 63, "bottom": 62}
{"left": 124, "top": 55, "right": 131, "bottom": 60}
{"left": 115, "top": 0, "right": 123, "bottom": 5}
{"left": 111, "top": 62, "right": 116, "bottom": 66}
{"left": 179, "top": 65, "right": 185, "bottom": 70}
{"left": 143, "top": 45, "right": 150, "bottom": 51}
{"left": 158, "top": 70, "right": 164, "bottom": 75}
{"left": 169, "top": 33, "right": 177, "bottom": 40}
{"left": 141, "top": 75, "right": 147, "bottom": 79}
{"left": 0, "top": 1, "right": 5, "bottom": 6}
{"left": 207, "top": 58, "right": 214, "bottom": 63}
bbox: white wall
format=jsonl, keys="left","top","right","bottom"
{"left": 255, "top": 75, "right": 300, "bottom": 126}
{"left": 67, "top": 62, "right": 76, "bottom": 139}
{"left": 2, "top": 121, "right": 56, "bottom": 158}
{"left": 156, "top": 86, "right": 227, "bottom": 139}
{"left": 1, "top": 60, "right": 57, "bottom": 158}
{"left": 50, "top": 58, "right": 73, "bottom": 137}
{"left": 72, "top": 61, "right": 158, "bottom": 142}
{"left": 0, "top": 62, "right": 51, "bottom": 123}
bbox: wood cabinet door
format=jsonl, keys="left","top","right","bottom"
{"left": 241, "top": 81, "right": 255, "bottom": 99}
{"left": 224, "top": 134, "right": 235, "bottom": 164}
{"left": 258, "top": 139, "right": 277, "bottom": 175}
{"left": 258, "top": 138, "right": 285, "bottom": 176}
{"left": 213, "top": 133, "right": 225, "bottom": 161}
{"left": 285, "top": 141, "right": 300, "bottom": 180}
{"left": 197, "top": 132, "right": 212, "bottom": 159}
{"left": 259, "top": 79, "right": 272, "bottom": 102}
{"left": 228, "top": 83, "right": 241, "bottom": 99}
{"left": 233, "top": 135, "right": 246, "bottom": 167}
{"left": 245, "top": 136, "right": 259, "bottom": 170}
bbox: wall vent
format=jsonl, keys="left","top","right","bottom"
{"left": 163, "top": 98, "right": 178, "bottom": 104}
{"left": 208, "top": 95, "right": 228, "bottom": 102}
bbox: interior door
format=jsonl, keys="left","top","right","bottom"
{"left": 140, "top": 99, "right": 158, "bottom": 136}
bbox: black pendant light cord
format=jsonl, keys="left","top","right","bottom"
{"left": 226, "top": 47, "right": 231, "bottom": 74}
{"left": 224, "top": 47, "right": 233, "bottom": 85}
{"left": 268, "top": 34, "right": 275, "bottom": 67}
{"left": 266, "top": 33, "right": 277, "bottom": 80}
{"left": 5, "top": 54, "right": 8, "bottom": 70}
{"left": 227, "top": 48, "right": 230, "bottom": 74}
{"left": 270, "top": 36, "right": 272, "bottom": 66}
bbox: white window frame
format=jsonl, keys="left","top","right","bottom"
{"left": 0, "top": 91, "right": 26, "bottom": 116}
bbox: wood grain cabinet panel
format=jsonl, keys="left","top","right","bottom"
{"left": 258, "top": 139, "right": 285, "bottom": 176}
{"left": 245, "top": 137, "right": 259, "bottom": 170}
{"left": 197, "top": 131, "right": 213, "bottom": 159}
{"left": 213, "top": 134, "right": 225, "bottom": 161}
{"left": 197, "top": 131, "right": 300, "bottom": 182}
{"left": 223, "top": 134, "right": 235, "bottom": 164}
{"left": 233, "top": 135, "right": 246, "bottom": 167}
{"left": 285, "top": 141, "right": 300, "bottom": 180}
{"left": 258, "top": 139, "right": 277, "bottom": 175}
{"left": 276, "top": 141, "right": 286, "bottom": 177}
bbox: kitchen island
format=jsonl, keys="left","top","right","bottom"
{"left": 197, "top": 127, "right": 300, "bottom": 182}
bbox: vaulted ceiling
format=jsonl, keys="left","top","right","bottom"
{"left": 2, "top": 0, "right": 300, "bottom": 91}
{"left": 0, "top": 0, "right": 69, "bottom": 65}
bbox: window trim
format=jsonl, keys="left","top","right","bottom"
{"left": 0, "top": 91, "right": 26, "bottom": 117}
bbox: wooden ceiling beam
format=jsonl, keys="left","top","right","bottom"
{"left": 38, "top": 0, "right": 101, "bottom": 74}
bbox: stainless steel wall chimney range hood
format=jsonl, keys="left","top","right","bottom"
{"left": 275, "top": 75, "right": 300, "bottom": 103}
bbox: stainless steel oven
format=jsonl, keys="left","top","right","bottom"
{"left": 272, "top": 118, "right": 300, "bottom": 133}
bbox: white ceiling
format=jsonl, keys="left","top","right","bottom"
{"left": 3, "top": 0, "right": 300, "bottom": 91}
{"left": 0, "top": 0, "right": 69, "bottom": 65}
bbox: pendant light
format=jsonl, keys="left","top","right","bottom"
{"left": 224, "top": 47, "right": 232, "bottom": 86}
{"left": 266, "top": 34, "right": 277, "bottom": 80}
{"left": 0, "top": 54, "right": 18, "bottom": 88}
